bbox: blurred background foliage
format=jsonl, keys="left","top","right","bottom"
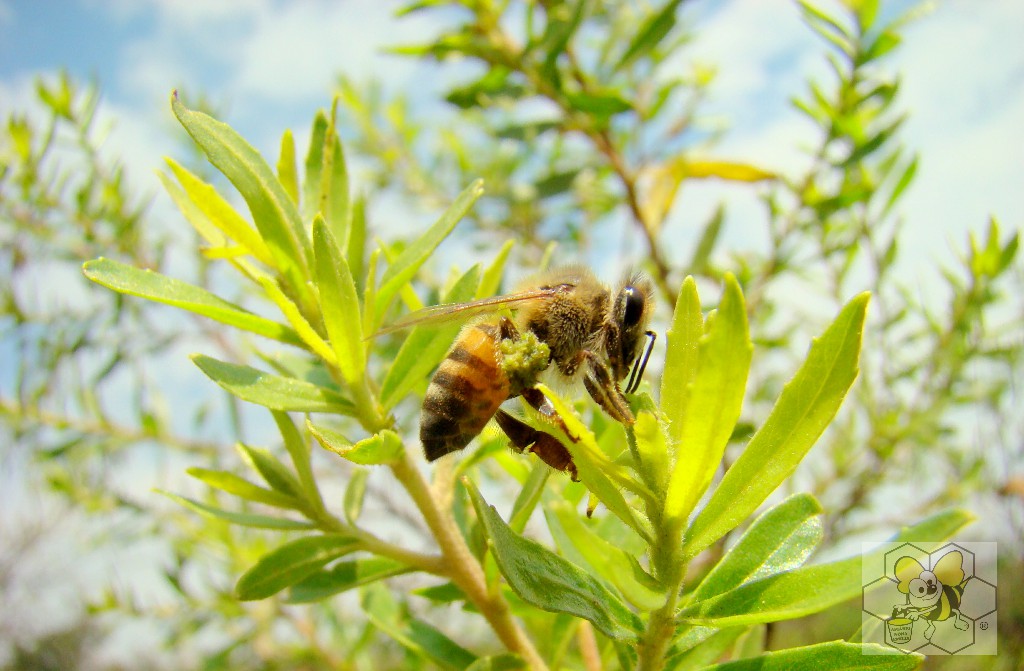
{"left": 0, "top": 0, "right": 1020, "bottom": 669}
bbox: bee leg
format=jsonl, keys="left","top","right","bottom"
{"left": 520, "top": 387, "right": 579, "bottom": 442}
{"left": 494, "top": 409, "right": 578, "bottom": 480}
{"left": 582, "top": 352, "right": 635, "bottom": 424}
{"left": 498, "top": 315, "right": 520, "bottom": 340}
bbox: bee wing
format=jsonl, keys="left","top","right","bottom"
{"left": 372, "top": 287, "right": 560, "bottom": 337}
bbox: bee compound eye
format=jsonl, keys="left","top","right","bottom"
{"left": 622, "top": 286, "right": 646, "bottom": 327}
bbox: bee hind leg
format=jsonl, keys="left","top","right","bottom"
{"left": 494, "top": 409, "right": 578, "bottom": 481}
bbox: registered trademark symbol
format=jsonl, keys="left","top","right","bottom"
{"left": 980, "top": 621, "right": 989, "bottom": 630}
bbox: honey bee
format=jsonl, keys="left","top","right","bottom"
{"left": 380, "top": 265, "right": 656, "bottom": 478}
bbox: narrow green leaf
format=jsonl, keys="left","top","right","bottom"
{"left": 665, "top": 627, "right": 745, "bottom": 671}
{"left": 160, "top": 491, "right": 314, "bottom": 530}
{"left": 660, "top": 276, "right": 703, "bottom": 446}
{"left": 287, "top": 557, "right": 413, "bottom": 603}
{"left": 883, "top": 155, "right": 917, "bottom": 215}
{"left": 688, "top": 205, "right": 725, "bottom": 274}
{"left": 681, "top": 509, "right": 971, "bottom": 628}
{"left": 696, "top": 641, "right": 920, "bottom": 670}
{"left": 191, "top": 354, "right": 354, "bottom": 414}
{"left": 362, "top": 583, "right": 478, "bottom": 670}
{"left": 548, "top": 502, "right": 666, "bottom": 611}
{"left": 302, "top": 110, "right": 328, "bottom": 223}
{"left": 465, "top": 654, "right": 526, "bottom": 671}
{"left": 257, "top": 275, "right": 337, "bottom": 365}
{"left": 310, "top": 422, "right": 405, "bottom": 465}
{"left": 347, "top": 194, "right": 367, "bottom": 296}
{"left": 322, "top": 102, "right": 350, "bottom": 244}
{"left": 508, "top": 462, "right": 549, "bottom": 534}
{"left": 277, "top": 128, "right": 299, "bottom": 205}
{"left": 616, "top": 0, "right": 684, "bottom": 70}
{"left": 633, "top": 411, "right": 670, "bottom": 498}
{"left": 237, "top": 443, "right": 303, "bottom": 498}
{"left": 691, "top": 493, "right": 822, "bottom": 602}
{"left": 374, "top": 179, "right": 484, "bottom": 319}
{"left": 477, "top": 239, "right": 515, "bottom": 299}
{"left": 380, "top": 265, "right": 480, "bottom": 409}
{"left": 313, "top": 217, "right": 365, "bottom": 385}
{"left": 236, "top": 534, "right": 359, "bottom": 600}
{"left": 565, "top": 91, "right": 632, "bottom": 117}
{"left": 665, "top": 274, "right": 751, "bottom": 525}
{"left": 466, "top": 479, "right": 642, "bottom": 641}
{"left": 344, "top": 468, "right": 369, "bottom": 524}
{"left": 683, "top": 293, "right": 869, "bottom": 559}
{"left": 272, "top": 411, "right": 322, "bottom": 511}
{"left": 83, "top": 259, "right": 302, "bottom": 347}
{"left": 530, "top": 386, "right": 654, "bottom": 540}
{"left": 171, "top": 93, "right": 311, "bottom": 296}
{"left": 186, "top": 467, "right": 303, "bottom": 510}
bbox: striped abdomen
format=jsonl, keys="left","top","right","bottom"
{"left": 421, "top": 322, "right": 511, "bottom": 461}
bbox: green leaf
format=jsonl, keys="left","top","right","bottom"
{"left": 633, "top": 411, "right": 670, "bottom": 499}
{"left": 547, "top": 502, "right": 666, "bottom": 611}
{"left": 508, "top": 462, "right": 549, "bottom": 534}
{"left": 565, "top": 91, "right": 632, "bottom": 117}
{"left": 466, "top": 479, "right": 642, "bottom": 641}
{"left": 696, "top": 641, "right": 920, "bottom": 670}
{"left": 665, "top": 274, "right": 751, "bottom": 525}
{"left": 374, "top": 179, "right": 484, "bottom": 321}
{"left": 163, "top": 159, "right": 275, "bottom": 265}
{"left": 691, "top": 493, "right": 822, "bottom": 602}
{"left": 312, "top": 217, "right": 365, "bottom": 385}
{"left": 681, "top": 509, "right": 972, "bottom": 627}
{"left": 257, "top": 274, "right": 337, "bottom": 365}
{"left": 362, "top": 583, "right": 478, "bottom": 670}
{"left": 347, "top": 194, "right": 368, "bottom": 296}
{"left": 272, "top": 411, "right": 322, "bottom": 511}
{"left": 529, "top": 386, "right": 654, "bottom": 540}
{"left": 237, "top": 443, "right": 303, "bottom": 498}
{"left": 236, "top": 534, "right": 360, "bottom": 600}
{"left": 322, "top": 101, "right": 350, "bottom": 244}
{"left": 477, "top": 240, "right": 514, "bottom": 299}
{"left": 465, "top": 654, "right": 526, "bottom": 671}
{"left": 159, "top": 491, "right": 314, "bottom": 530}
{"left": 171, "top": 93, "right": 311, "bottom": 299}
{"left": 683, "top": 293, "right": 869, "bottom": 559}
{"left": 883, "top": 155, "right": 917, "bottom": 215}
{"left": 380, "top": 265, "right": 480, "bottom": 409}
{"left": 277, "top": 129, "right": 299, "bottom": 205}
{"left": 302, "top": 110, "right": 328, "bottom": 223}
{"left": 660, "top": 276, "right": 702, "bottom": 445}
{"left": 616, "top": 0, "right": 685, "bottom": 70}
{"left": 287, "top": 557, "right": 413, "bottom": 603}
{"left": 191, "top": 354, "right": 354, "bottom": 415}
{"left": 688, "top": 205, "right": 725, "bottom": 274}
{"left": 310, "top": 422, "right": 405, "bottom": 465}
{"left": 186, "top": 467, "right": 303, "bottom": 510}
{"left": 83, "top": 259, "right": 302, "bottom": 347}
{"left": 343, "top": 467, "right": 369, "bottom": 524}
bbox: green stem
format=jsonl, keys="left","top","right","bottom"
{"left": 390, "top": 453, "right": 549, "bottom": 671}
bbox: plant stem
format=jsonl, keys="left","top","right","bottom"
{"left": 390, "top": 453, "right": 548, "bottom": 670}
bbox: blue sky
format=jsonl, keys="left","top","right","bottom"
{"left": 2, "top": 0, "right": 1021, "bottom": 284}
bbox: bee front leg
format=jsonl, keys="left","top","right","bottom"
{"left": 582, "top": 352, "right": 635, "bottom": 424}
{"left": 494, "top": 409, "right": 578, "bottom": 480}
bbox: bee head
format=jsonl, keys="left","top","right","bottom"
{"left": 610, "top": 274, "right": 655, "bottom": 391}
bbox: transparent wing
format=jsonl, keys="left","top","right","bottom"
{"left": 372, "top": 287, "right": 561, "bottom": 337}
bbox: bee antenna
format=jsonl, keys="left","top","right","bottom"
{"left": 625, "top": 330, "right": 656, "bottom": 394}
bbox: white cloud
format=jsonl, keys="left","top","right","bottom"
{"left": 657, "top": 0, "right": 1023, "bottom": 296}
